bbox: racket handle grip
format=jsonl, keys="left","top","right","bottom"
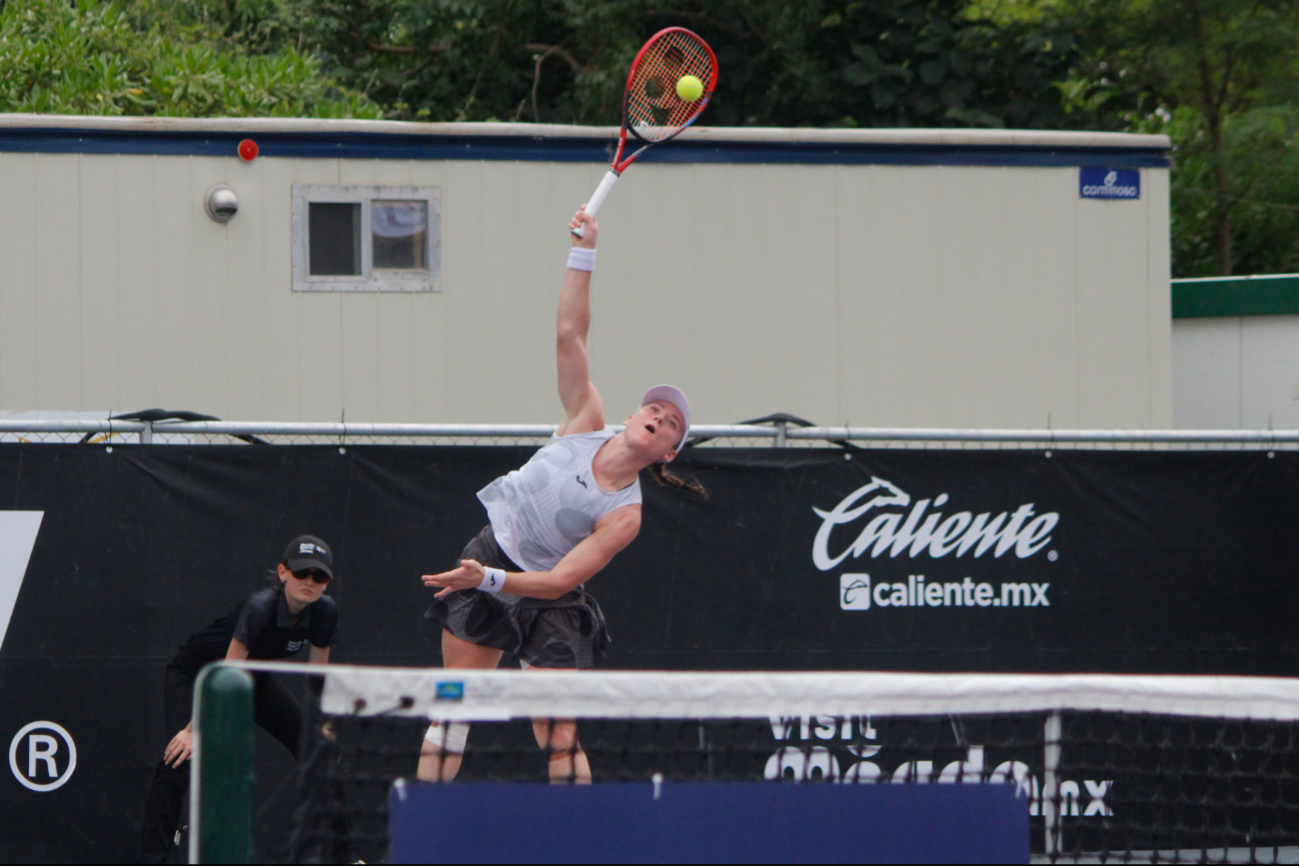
{"left": 572, "top": 170, "right": 620, "bottom": 238}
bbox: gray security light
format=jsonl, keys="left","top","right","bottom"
{"left": 205, "top": 184, "right": 239, "bottom": 223}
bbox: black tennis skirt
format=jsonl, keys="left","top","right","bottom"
{"left": 424, "top": 525, "right": 610, "bottom": 669}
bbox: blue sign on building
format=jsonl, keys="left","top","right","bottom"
{"left": 1080, "top": 167, "right": 1140, "bottom": 199}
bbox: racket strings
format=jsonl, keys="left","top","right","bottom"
{"left": 626, "top": 31, "right": 714, "bottom": 142}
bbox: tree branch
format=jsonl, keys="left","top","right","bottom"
{"left": 1216, "top": 46, "right": 1235, "bottom": 114}
{"left": 363, "top": 42, "right": 451, "bottom": 56}
{"left": 525, "top": 43, "right": 581, "bottom": 73}
{"left": 531, "top": 45, "right": 558, "bottom": 123}
{"left": 527, "top": 43, "right": 584, "bottom": 124}
{"left": 457, "top": 0, "right": 515, "bottom": 121}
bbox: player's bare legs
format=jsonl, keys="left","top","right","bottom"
{"left": 416, "top": 631, "right": 503, "bottom": 782}
{"left": 527, "top": 666, "right": 591, "bottom": 784}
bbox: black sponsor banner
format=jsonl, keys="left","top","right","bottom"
{"left": 2, "top": 444, "right": 1298, "bottom": 861}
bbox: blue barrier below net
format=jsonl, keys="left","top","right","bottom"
{"left": 388, "top": 781, "right": 1028, "bottom": 864}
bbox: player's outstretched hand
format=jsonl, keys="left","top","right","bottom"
{"left": 422, "top": 558, "right": 488, "bottom": 598}
{"left": 569, "top": 207, "right": 598, "bottom": 249}
{"left": 164, "top": 728, "right": 193, "bottom": 767}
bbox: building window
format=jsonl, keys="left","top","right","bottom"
{"left": 309, "top": 203, "right": 361, "bottom": 276}
{"left": 372, "top": 200, "right": 428, "bottom": 270}
{"left": 292, "top": 185, "right": 440, "bottom": 292}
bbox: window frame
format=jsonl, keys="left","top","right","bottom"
{"left": 291, "top": 184, "right": 441, "bottom": 293}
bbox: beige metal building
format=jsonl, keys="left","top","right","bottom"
{"left": 1172, "top": 274, "right": 1299, "bottom": 429}
{"left": 0, "top": 115, "right": 1170, "bottom": 428}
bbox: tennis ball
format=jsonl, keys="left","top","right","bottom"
{"left": 676, "top": 75, "right": 704, "bottom": 102}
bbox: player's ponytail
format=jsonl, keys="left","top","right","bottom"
{"left": 648, "top": 462, "right": 708, "bottom": 499}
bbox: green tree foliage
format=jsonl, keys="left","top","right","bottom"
{"left": 0, "top": 0, "right": 380, "bottom": 117}
{"left": 5, "top": 0, "right": 1298, "bottom": 277}
{"left": 278, "top": 0, "right": 1080, "bottom": 128}
{"left": 1059, "top": 0, "right": 1299, "bottom": 276}
{"left": 1153, "top": 105, "right": 1299, "bottom": 278}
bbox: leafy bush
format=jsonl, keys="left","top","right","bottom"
{"left": 1153, "top": 105, "right": 1299, "bottom": 278}
{"left": 0, "top": 0, "right": 379, "bottom": 117}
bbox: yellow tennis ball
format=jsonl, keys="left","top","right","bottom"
{"left": 676, "top": 75, "right": 704, "bottom": 102}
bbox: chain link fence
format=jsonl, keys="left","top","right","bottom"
{"left": 2, "top": 420, "right": 1299, "bottom": 451}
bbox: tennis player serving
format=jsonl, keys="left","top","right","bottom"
{"left": 419, "top": 205, "right": 704, "bottom": 784}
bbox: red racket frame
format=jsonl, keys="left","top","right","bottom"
{"left": 611, "top": 26, "right": 719, "bottom": 172}
{"left": 571, "top": 27, "right": 717, "bottom": 237}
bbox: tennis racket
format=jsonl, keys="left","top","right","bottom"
{"left": 571, "top": 27, "right": 718, "bottom": 237}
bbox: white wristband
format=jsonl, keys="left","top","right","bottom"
{"left": 567, "top": 247, "right": 596, "bottom": 272}
{"left": 478, "top": 566, "right": 507, "bottom": 594}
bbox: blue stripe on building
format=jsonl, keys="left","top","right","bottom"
{"left": 0, "top": 127, "right": 1171, "bottom": 168}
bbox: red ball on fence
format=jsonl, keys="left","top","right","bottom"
{"left": 237, "top": 139, "right": 259, "bottom": 161}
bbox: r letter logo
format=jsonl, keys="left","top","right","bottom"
{"left": 9, "top": 721, "right": 77, "bottom": 792}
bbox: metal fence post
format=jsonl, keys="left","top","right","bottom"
{"left": 190, "top": 665, "right": 254, "bottom": 864}
{"left": 775, "top": 421, "right": 787, "bottom": 448}
{"left": 139, "top": 422, "right": 153, "bottom": 445}
{"left": 1042, "top": 710, "right": 1063, "bottom": 860}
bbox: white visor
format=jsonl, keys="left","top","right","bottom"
{"left": 641, "top": 385, "right": 692, "bottom": 458}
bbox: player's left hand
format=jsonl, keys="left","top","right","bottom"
{"left": 422, "top": 559, "right": 487, "bottom": 598}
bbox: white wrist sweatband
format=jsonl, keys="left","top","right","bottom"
{"left": 478, "top": 566, "right": 507, "bottom": 594}
{"left": 567, "top": 247, "right": 596, "bottom": 272}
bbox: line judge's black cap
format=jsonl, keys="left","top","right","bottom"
{"left": 283, "top": 535, "right": 334, "bottom": 578}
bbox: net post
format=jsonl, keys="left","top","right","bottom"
{"left": 1042, "top": 710, "right": 1063, "bottom": 860}
{"left": 189, "top": 664, "right": 254, "bottom": 865}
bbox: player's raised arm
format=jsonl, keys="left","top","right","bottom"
{"left": 556, "top": 207, "right": 605, "bottom": 437}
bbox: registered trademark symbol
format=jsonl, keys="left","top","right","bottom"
{"left": 1048, "top": 550, "right": 1059, "bottom": 561}
{"left": 9, "top": 721, "right": 77, "bottom": 792}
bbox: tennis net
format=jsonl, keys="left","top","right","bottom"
{"left": 195, "top": 665, "right": 1299, "bottom": 863}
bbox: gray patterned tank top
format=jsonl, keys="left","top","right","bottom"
{"left": 477, "top": 426, "right": 642, "bottom": 572}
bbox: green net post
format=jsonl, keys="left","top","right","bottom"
{"left": 191, "top": 664, "right": 254, "bottom": 864}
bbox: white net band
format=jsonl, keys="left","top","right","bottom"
{"left": 222, "top": 662, "right": 1299, "bottom": 722}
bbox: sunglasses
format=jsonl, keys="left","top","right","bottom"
{"left": 289, "top": 567, "right": 331, "bottom": 586}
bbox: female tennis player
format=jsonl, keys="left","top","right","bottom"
{"left": 418, "top": 205, "right": 703, "bottom": 784}
{"left": 137, "top": 535, "right": 338, "bottom": 863}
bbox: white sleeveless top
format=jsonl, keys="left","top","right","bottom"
{"left": 477, "top": 427, "right": 642, "bottom": 572}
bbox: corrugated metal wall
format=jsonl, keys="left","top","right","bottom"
{"left": 0, "top": 144, "right": 1171, "bottom": 428}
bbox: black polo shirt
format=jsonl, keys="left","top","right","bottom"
{"left": 173, "top": 586, "right": 337, "bottom": 676}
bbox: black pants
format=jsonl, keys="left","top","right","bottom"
{"left": 137, "top": 664, "right": 303, "bottom": 864}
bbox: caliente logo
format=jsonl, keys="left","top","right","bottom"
{"left": 812, "top": 477, "right": 1059, "bottom": 571}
